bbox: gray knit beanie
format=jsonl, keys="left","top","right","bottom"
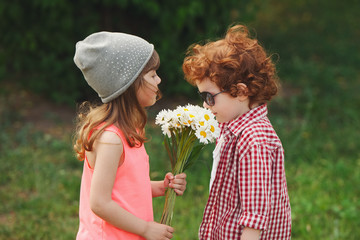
{"left": 74, "top": 32, "right": 154, "bottom": 103}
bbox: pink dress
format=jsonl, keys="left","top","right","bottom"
{"left": 76, "top": 125, "right": 153, "bottom": 240}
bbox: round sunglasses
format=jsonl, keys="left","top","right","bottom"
{"left": 198, "top": 90, "right": 227, "bottom": 106}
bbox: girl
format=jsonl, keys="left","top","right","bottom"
{"left": 73, "top": 32, "right": 186, "bottom": 240}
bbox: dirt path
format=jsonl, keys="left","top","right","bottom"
{"left": 1, "top": 83, "right": 194, "bottom": 139}
{"left": 1, "top": 83, "right": 76, "bottom": 138}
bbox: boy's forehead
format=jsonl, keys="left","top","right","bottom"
{"left": 196, "top": 78, "right": 220, "bottom": 91}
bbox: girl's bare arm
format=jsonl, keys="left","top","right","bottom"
{"left": 89, "top": 131, "right": 173, "bottom": 239}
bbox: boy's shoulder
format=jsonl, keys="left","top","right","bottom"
{"left": 240, "top": 118, "right": 281, "bottom": 147}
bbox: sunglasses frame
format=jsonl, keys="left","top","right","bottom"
{"left": 198, "top": 90, "right": 227, "bottom": 106}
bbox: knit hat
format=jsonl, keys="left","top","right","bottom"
{"left": 74, "top": 31, "right": 154, "bottom": 103}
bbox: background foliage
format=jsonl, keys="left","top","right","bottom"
{"left": 0, "top": 0, "right": 253, "bottom": 103}
{"left": 1, "top": 0, "right": 359, "bottom": 239}
{"left": 1, "top": 0, "right": 359, "bottom": 103}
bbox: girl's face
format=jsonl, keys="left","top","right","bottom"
{"left": 137, "top": 70, "right": 161, "bottom": 107}
{"left": 196, "top": 78, "right": 250, "bottom": 123}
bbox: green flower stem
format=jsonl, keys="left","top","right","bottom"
{"left": 160, "top": 128, "right": 197, "bottom": 226}
{"left": 160, "top": 187, "right": 177, "bottom": 225}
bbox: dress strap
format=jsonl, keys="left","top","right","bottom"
{"left": 85, "top": 124, "right": 125, "bottom": 169}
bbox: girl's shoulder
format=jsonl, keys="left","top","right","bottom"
{"left": 92, "top": 124, "right": 124, "bottom": 145}
{"left": 97, "top": 130, "right": 123, "bottom": 145}
{"left": 86, "top": 125, "right": 124, "bottom": 169}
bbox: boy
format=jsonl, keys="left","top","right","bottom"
{"left": 182, "top": 24, "right": 291, "bottom": 240}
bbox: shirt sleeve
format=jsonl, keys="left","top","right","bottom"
{"left": 238, "top": 144, "right": 272, "bottom": 230}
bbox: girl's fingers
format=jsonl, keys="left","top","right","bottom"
{"left": 174, "top": 188, "right": 184, "bottom": 196}
{"left": 172, "top": 178, "right": 186, "bottom": 185}
{"left": 170, "top": 183, "right": 185, "bottom": 190}
{"left": 164, "top": 172, "right": 174, "bottom": 188}
{"left": 165, "top": 172, "right": 174, "bottom": 180}
{"left": 174, "top": 173, "right": 186, "bottom": 179}
{"left": 165, "top": 172, "right": 187, "bottom": 195}
{"left": 166, "top": 226, "right": 174, "bottom": 239}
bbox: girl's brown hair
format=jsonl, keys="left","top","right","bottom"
{"left": 182, "top": 24, "right": 279, "bottom": 108}
{"left": 73, "top": 50, "right": 160, "bottom": 161}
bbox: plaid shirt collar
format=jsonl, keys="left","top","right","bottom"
{"left": 219, "top": 103, "right": 268, "bottom": 137}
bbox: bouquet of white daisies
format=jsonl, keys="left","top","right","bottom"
{"left": 155, "top": 104, "right": 220, "bottom": 225}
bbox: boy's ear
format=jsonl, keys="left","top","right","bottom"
{"left": 237, "top": 83, "right": 248, "bottom": 101}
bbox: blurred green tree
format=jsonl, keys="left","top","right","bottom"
{"left": 0, "top": 0, "right": 253, "bottom": 104}
{"left": 0, "top": 0, "right": 358, "bottom": 104}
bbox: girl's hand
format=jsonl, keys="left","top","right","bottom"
{"left": 142, "top": 221, "right": 174, "bottom": 240}
{"left": 164, "top": 172, "right": 187, "bottom": 196}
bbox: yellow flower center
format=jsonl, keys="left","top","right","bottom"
{"left": 199, "top": 121, "right": 204, "bottom": 126}
{"left": 204, "top": 114, "right": 210, "bottom": 121}
{"left": 210, "top": 125, "right": 215, "bottom": 132}
{"left": 184, "top": 108, "right": 189, "bottom": 111}
{"left": 189, "top": 114, "right": 195, "bottom": 118}
{"left": 200, "top": 131, "right": 207, "bottom": 138}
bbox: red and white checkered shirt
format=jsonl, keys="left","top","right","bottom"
{"left": 199, "top": 104, "right": 291, "bottom": 240}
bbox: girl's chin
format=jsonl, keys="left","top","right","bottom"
{"left": 143, "top": 99, "right": 157, "bottom": 107}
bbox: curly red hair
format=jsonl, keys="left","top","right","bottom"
{"left": 182, "top": 24, "right": 279, "bottom": 108}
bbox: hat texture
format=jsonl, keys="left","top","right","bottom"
{"left": 74, "top": 32, "right": 154, "bottom": 103}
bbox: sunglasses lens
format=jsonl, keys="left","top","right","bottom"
{"left": 206, "top": 93, "right": 214, "bottom": 106}
{"left": 199, "top": 92, "right": 214, "bottom": 106}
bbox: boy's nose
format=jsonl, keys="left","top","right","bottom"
{"left": 203, "top": 101, "right": 210, "bottom": 109}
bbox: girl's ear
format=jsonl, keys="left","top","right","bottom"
{"left": 236, "top": 83, "right": 248, "bottom": 101}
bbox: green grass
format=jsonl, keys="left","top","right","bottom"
{"left": 1, "top": 60, "right": 359, "bottom": 239}
{"left": 0, "top": 131, "right": 80, "bottom": 239}
{"left": 1, "top": 117, "right": 359, "bottom": 240}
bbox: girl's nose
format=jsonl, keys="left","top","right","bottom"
{"left": 156, "top": 75, "right": 161, "bottom": 84}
